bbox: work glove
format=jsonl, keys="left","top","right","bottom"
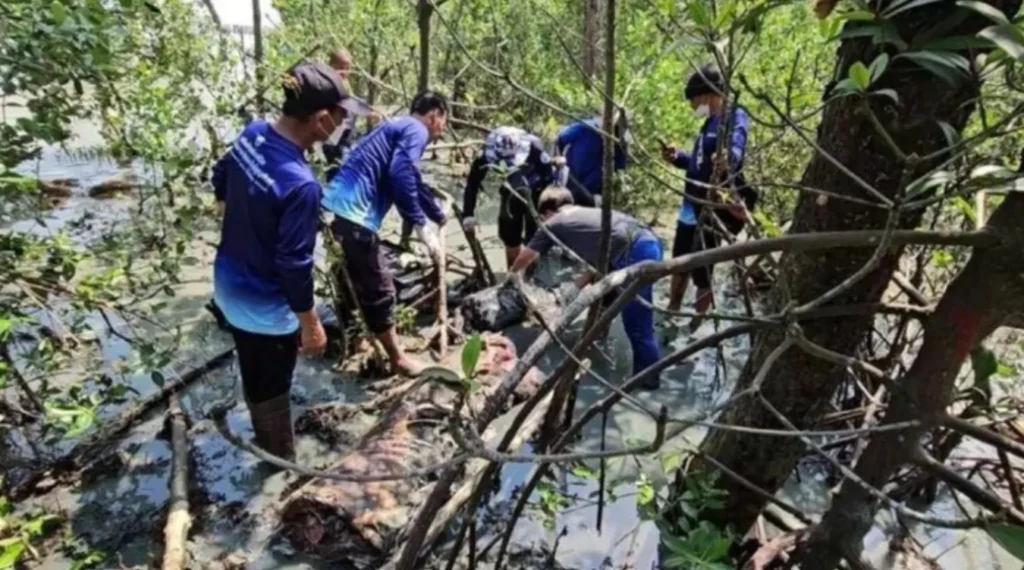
{"left": 593, "top": 194, "right": 603, "bottom": 208}
{"left": 415, "top": 224, "right": 442, "bottom": 260}
{"left": 462, "top": 216, "right": 478, "bottom": 233}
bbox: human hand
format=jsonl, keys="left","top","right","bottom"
{"left": 299, "top": 313, "right": 327, "bottom": 357}
{"left": 593, "top": 194, "right": 603, "bottom": 208}
{"left": 552, "top": 156, "right": 567, "bottom": 167}
{"left": 660, "top": 144, "right": 677, "bottom": 163}
{"left": 462, "top": 216, "right": 478, "bottom": 233}
{"left": 727, "top": 203, "right": 747, "bottom": 221}
{"left": 415, "top": 224, "right": 441, "bottom": 260}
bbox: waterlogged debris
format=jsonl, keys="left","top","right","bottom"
{"left": 278, "top": 333, "right": 543, "bottom": 565}
{"left": 39, "top": 180, "right": 74, "bottom": 198}
{"left": 88, "top": 178, "right": 137, "bottom": 198}
{"left": 460, "top": 279, "right": 571, "bottom": 332}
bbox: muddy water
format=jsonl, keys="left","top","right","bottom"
{"left": 5, "top": 136, "right": 1020, "bottom": 569}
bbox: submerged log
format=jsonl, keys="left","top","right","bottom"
{"left": 279, "top": 333, "right": 542, "bottom": 566}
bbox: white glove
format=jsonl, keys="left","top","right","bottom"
{"left": 462, "top": 216, "right": 478, "bottom": 233}
{"left": 593, "top": 194, "right": 603, "bottom": 208}
{"left": 415, "top": 224, "right": 441, "bottom": 259}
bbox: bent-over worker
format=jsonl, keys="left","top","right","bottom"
{"left": 212, "top": 62, "right": 369, "bottom": 459}
{"left": 321, "top": 90, "right": 449, "bottom": 377}
{"left": 509, "top": 187, "right": 664, "bottom": 390}
{"left": 461, "top": 126, "right": 557, "bottom": 268}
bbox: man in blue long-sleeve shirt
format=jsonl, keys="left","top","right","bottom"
{"left": 661, "top": 65, "right": 755, "bottom": 326}
{"left": 557, "top": 112, "right": 628, "bottom": 207}
{"left": 321, "top": 90, "right": 449, "bottom": 377}
{"left": 212, "top": 62, "right": 368, "bottom": 460}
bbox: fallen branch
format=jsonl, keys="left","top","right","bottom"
{"left": 10, "top": 348, "right": 235, "bottom": 500}
{"left": 943, "top": 414, "right": 1024, "bottom": 461}
{"left": 161, "top": 394, "right": 192, "bottom": 570}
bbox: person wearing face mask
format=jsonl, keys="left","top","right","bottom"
{"left": 211, "top": 62, "right": 369, "bottom": 461}
{"left": 461, "top": 126, "right": 558, "bottom": 268}
{"left": 556, "top": 110, "right": 629, "bottom": 207}
{"left": 661, "top": 65, "right": 754, "bottom": 328}
{"left": 321, "top": 90, "right": 449, "bottom": 377}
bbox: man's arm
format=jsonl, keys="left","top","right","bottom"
{"left": 509, "top": 247, "right": 540, "bottom": 274}
{"left": 388, "top": 123, "right": 430, "bottom": 227}
{"left": 556, "top": 123, "right": 580, "bottom": 155}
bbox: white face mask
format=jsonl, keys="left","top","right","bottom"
{"left": 694, "top": 104, "right": 711, "bottom": 119}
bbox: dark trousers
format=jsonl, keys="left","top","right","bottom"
{"left": 231, "top": 328, "right": 299, "bottom": 404}
{"left": 331, "top": 217, "right": 397, "bottom": 335}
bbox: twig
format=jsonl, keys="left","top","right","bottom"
{"left": 161, "top": 394, "right": 191, "bottom": 570}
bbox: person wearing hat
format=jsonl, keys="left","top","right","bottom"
{"left": 321, "top": 90, "right": 449, "bottom": 378}
{"left": 461, "top": 126, "right": 558, "bottom": 268}
{"left": 661, "top": 65, "right": 753, "bottom": 327}
{"left": 509, "top": 187, "right": 664, "bottom": 389}
{"left": 211, "top": 61, "right": 370, "bottom": 460}
{"left": 556, "top": 110, "right": 629, "bottom": 207}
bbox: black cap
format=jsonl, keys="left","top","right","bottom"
{"left": 282, "top": 61, "right": 371, "bottom": 119}
{"left": 684, "top": 65, "right": 725, "bottom": 100}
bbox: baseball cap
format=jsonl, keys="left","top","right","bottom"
{"left": 282, "top": 61, "right": 371, "bottom": 119}
{"left": 684, "top": 65, "right": 725, "bottom": 100}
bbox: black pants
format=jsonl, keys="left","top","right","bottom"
{"left": 332, "top": 217, "right": 396, "bottom": 335}
{"left": 672, "top": 221, "right": 717, "bottom": 290}
{"left": 497, "top": 189, "right": 538, "bottom": 248}
{"left": 232, "top": 328, "right": 299, "bottom": 404}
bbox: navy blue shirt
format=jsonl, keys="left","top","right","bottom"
{"left": 557, "top": 118, "right": 628, "bottom": 198}
{"left": 321, "top": 116, "right": 446, "bottom": 233}
{"left": 672, "top": 108, "right": 750, "bottom": 225}
{"left": 212, "top": 120, "right": 319, "bottom": 335}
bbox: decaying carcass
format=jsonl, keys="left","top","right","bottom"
{"left": 278, "top": 333, "right": 542, "bottom": 566}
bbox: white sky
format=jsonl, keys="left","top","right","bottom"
{"left": 209, "top": 0, "right": 280, "bottom": 28}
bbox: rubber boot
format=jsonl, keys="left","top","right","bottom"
{"left": 246, "top": 393, "right": 295, "bottom": 462}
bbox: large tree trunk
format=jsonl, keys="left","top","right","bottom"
{"left": 797, "top": 191, "right": 1024, "bottom": 569}
{"left": 690, "top": 0, "right": 1022, "bottom": 533}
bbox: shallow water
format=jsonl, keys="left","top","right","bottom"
{"left": 4, "top": 132, "right": 1021, "bottom": 570}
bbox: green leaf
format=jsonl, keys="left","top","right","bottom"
{"left": 956, "top": 0, "right": 1010, "bottom": 24}
{"left": 848, "top": 61, "right": 872, "bottom": 90}
{"left": 841, "top": 10, "right": 877, "bottom": 21}
{"left": 937, "top": 121, "right": 962, "bottom": 150}
{"left": 571, "top": 465, "right": 598, "bottom": 480}
{"left": 21, "top": 514, "right": 58, "bottom": 538}
{"left": 687, "top": 0, "right": 712, "bottom": 28}
{"left": 884, "top": 0, "right": 945, "bottom": 18}
{"left": 987, "top": 524, "right": 1024, "bottom": 562}
{"left": 971, "top": 347, "right": 998, "bottom": 385}
{"left": 978, "top": 24, "right": 1024, "bottom": 62}
{"left": 0, "top": 542, "right": 26, "bottom": 570}
{"left": 461, "top": 333, "right": 483, "bottom": 380}
{"left": 871, "top": 88, "right": 900, "bottom": 103}
{"left": 920, "top": 34, "right": 996, "bottom": 51}
{"left": 868, "top": 53, "right": 890, "bottom": 83}
{"left": 897, "top": 51, "right": 971, "bottom": 84}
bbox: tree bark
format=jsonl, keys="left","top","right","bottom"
{"left": 690, "top": 0, "right": 1022, "bottom": 534}
{"left": 582, "top": 0, "right": 601, "bottom": 80}
{"left": 161, "top": 394, "right": 191, "bottom": 570}
{"left": 417, "top": 0, "right": 433, "bottom": 93}
{"left": 796, "top": 192, "right": 1024, "bottom": 569}
{"left": 252, "top": 0, "right": 264, "bottom": 113}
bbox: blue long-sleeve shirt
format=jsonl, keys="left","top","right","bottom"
{"left": 557, "top": 118, "right": 628, "bottom": 199}
{"left": 212, "top": 120, "right": 320, "bottom": 335}
{"left": 321, "top": 116, "right": 446, "bottom": 233}
{"left": 672, "top": 108, "right": 750, "bottom": 226}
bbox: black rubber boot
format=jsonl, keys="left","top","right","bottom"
{"left": 247, "top": 393, "right": 296, "bottom": 462}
